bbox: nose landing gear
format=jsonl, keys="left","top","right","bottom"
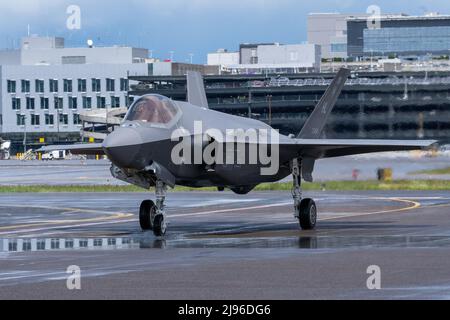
{"left": 139, "top": 180, "right": 168, "bottom": 237}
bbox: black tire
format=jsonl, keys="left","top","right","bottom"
{"left": 299, "top": 199, "right": 317, "bottom": 230}
{"left": 139, "top": 200, "right": 155, "bottom": 231}
{"left": 153, "top": 215, "right": 166, "bottom": 237}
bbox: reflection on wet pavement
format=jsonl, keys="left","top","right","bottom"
{"left": 4, "top": 234, "right": 450, "bottom": 253}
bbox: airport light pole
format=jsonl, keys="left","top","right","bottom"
{"left": 56, "top": 109, "right": 60, "bottom": 143}
{"left": 267, "top": 94, "right": 273, "bottom": 126}
{"left": 248, "top": 90, "right": 253, "bottom": 119}
{"left": 23, "top": 115, "right": 27, "bottom": 154}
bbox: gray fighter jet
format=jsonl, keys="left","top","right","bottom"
{"left": 40, "top": 69, "right": 436, "bottom": 236}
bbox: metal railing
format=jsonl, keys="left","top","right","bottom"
{"left": 268, "top": 76, "right": 450, "bottom": 87}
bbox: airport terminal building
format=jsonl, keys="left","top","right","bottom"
{"left": 308, "top": 13, "right": 450, "bottom": 60}
{"left": 130, "top": 71, "right": 450, "bottom": 142}
{"left": 207, "top": 43, "right": 321, "bottom": 74}
{"left": 0, "top": 36, "right": 150, "bottom": 153}
{"left": 347, "top": 14, "right": 450, "bottom": 58}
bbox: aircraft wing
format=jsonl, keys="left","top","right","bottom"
{"left": 37, "top": 143, "right": 105, "bottom": 155}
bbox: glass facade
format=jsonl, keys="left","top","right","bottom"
{"left": 364, "top": 26, "right": 450, "bottom": 54}
{"left": 331, "top": 43, "right": 347, "bottom": 53}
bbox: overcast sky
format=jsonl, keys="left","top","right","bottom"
{"left": 1, "top": 0, "right": 450, "bottom": 63}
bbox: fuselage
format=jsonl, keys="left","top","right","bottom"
{"left": 103, "top": 96, "right": 298, "bottom": 188}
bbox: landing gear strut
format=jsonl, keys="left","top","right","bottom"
{"left": 292, "top": 159, "right": 317, "bottom": 230}
{"left": 139, "top": 180, "right": 168, "bottom": 237}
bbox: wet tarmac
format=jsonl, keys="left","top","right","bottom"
{"left": 1, "top": 191, "right": 450, "bottom": 299}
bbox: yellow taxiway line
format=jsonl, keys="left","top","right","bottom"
{"left": 0, "top": 204, "right": 133, "bottom": 231}
{"left": 0, "top": 196, "right": 425, "bottom": 234}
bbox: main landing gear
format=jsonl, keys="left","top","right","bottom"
{"left": 139, "top": 180, "right": 168, "bottom": 237}
{"left": 292, "top": 159, "right": 317, "bottom": 230}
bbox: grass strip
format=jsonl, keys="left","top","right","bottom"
{"left": 0, "top": 180, "right": 449, "bottom": 193}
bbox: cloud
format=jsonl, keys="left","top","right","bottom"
{"left": 1, "top": 0, "right": 450, "bottom": 62}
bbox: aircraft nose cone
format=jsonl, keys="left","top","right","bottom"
{"left": 103, "top": 128, "right": 143, "bottom": 168}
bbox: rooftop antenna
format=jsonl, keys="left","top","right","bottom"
{"left": 27, "top": 24, "right": 30, "bottom": 37}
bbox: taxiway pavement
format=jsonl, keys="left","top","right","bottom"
{"left": 1, "top": 191, "right": 450, "bottom": 299}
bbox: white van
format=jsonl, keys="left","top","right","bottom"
{"left": 42, "top": 150, "right": 66, "bottom": 161}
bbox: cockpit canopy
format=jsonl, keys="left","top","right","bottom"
{"left": 125, "top": 95, "right": 179, "bottom": 125}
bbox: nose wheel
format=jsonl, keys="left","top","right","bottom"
{"left": 140, "top": 180, "right": 168, "bottom": 237}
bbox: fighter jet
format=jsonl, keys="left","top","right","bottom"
{"left": 40, "top": 69, "right": 436, "bottom": 236}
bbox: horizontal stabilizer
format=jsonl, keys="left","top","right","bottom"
{"left": 286, "top": 139, "right": 437, "bottom": 159}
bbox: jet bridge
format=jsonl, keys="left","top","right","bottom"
{"left": 80, "top": 108, "right": 127, "bottom": 141}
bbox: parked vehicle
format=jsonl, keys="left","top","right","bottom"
{"left": 42, "top": 150, "right": 66, "bottom": 161}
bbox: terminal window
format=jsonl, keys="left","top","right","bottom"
{"left": 73, "top": 114, "right": 82, "bottom": 125}
{"left": 97, "top": 96, "right": 106, "bottom": 109}
{"left": 16, "top": 114, "right": 25, "bottom": 126}
{"left": 45, "top": 114, "right": 54, "bottom": 125}
{"left": 92, "top": 78, "right": 101, "bottom": 92}
{"left": 54, "top": 97, "right": 63, "bottom": 109}
{"left": 78, "top": 79, "right": 87, "bottom": 92}
{"left": 7, "top": 80, "right": 16, "bottom": 93}
{"left": 12, "top": 97, "right": 21, "bottom": 110}
{"left": 83, "top": 96, "right": 92, "bottom": 109}
{"left": 106, "top": 78, "right": 115, "bottom": 92}
{"left": 59, "top": 114, "right": 69, "bottom": 125}
{"left": 35, "top": 80, "right": 44, "bottom": 93}
{"left": 49, "top": 79, "right": 58, "bottom": 93}
{"left": 63, "top": 79, "right": 73, "bottom": 93}
{"left": 26, "top": 97, "right": 35, "bottom": 110}
{"left": 40, "top": 97, "right": 49, "bottom": 110}
{"left": 120, "top": 78, "right": 129, "bottom": 91}
{"left": 111, "top": 96, "right": 121, "bottom": 108}
{"left": 69, "top": 97, "right": 78, "bottom": 109}
{"left": 21, "top": 80, "right": 30, "bottom": 93}
{"left": 31, "top": 114, "right": 40, "bottom": 126}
